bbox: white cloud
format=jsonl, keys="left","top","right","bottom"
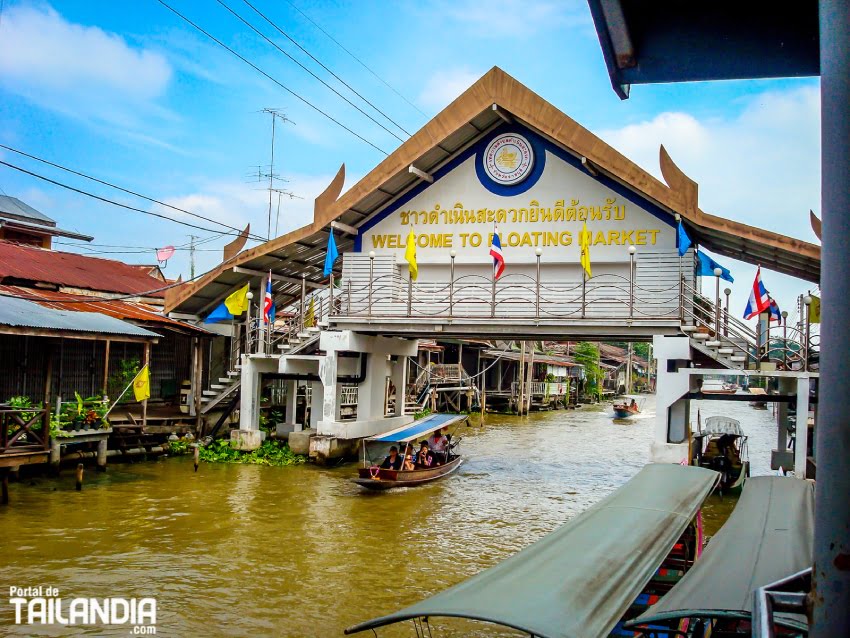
{"left": 0, "top": 4, "right": 173, "bottom": 133}
{"left": 597, "top": 85, "right": 821, "bottom": 324}
{"left": 418, "top": 68, "right": 483, "bottom": 112}
{"left": 597, "top": 86, "right": 820, "bottom": 238}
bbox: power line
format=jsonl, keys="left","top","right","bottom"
{"left": 154, "top": 0, "right": 390, "bottom": 155}
{"left": 240, "top": 0, "right": 412, "bottom": 138}
{"left": 282, "top": 0, "right": 426, "bottom": 119}
{"left": 216, "top": 0, "right": 406, "bottom": 143}
{"left": 0, "top": 143, "right": 267, "bottom": 242}
{"left": 0, "top": 158, "right": 258, "bottom": 238}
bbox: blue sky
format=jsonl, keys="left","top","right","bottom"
{"left": 0, "top": 1, "right": 820, "bottom": 323}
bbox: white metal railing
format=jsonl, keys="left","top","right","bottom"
{"left": 335, "top": 271, "right": 680, "bottom": 321}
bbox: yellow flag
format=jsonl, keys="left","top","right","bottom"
{"left": 405, "top": 229, "right": 418, "bottom": 281}
{"left": 579, "top": 221, "right": 592, "bottom": 278}
{"left": 133, "top": 364, "right": 151, "bottom": 402}
{"left": 224, "top": 284, "right": 250, "bottom": 316}
{"left": 809, "top": 294, "right": 821, "bottom": 324}
{"left": 305, "top": 297, "right": 315, "bottom": 327}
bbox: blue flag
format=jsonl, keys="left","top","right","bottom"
{"left": 323, "top": 228, "right": 339, "bottom": 277}
{"left": 676, "top": 221, "right": 692, "bottom": 257}
{"left": 696, "top": 250, "right": 734, "bottom": 282}
{"left": 204, "top": 301, "right": 234, "bottom": 324}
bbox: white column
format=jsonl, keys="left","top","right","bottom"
{"left": 284, "top": 380, "right": 299, "bottom": 431}
{"left": 238, "top": 355, "right": 261, "bottom": 431}
{"left": 795, "top": 376, "right": 810, "bottom": 479}
{"left": 319, "top": 350, "right": 338, "bottom": 425}
{"left": 390, "top": 356, "right": 408, "bottom": 417}
{"left": 650, "top": 335, "right": 693, "bottom": 463}
{"left": 309, "top": 380, "right": 324, "bottom": 430}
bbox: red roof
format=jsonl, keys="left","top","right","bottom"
{"left": 0, "top": 241, "right": 166, "bottom": 297}
{"left": 0, "top": 285, "right": 207, "bottom": 333}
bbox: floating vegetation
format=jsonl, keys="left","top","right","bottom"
{"left": 198, "top": 439, "right": 307, "bottom": 467}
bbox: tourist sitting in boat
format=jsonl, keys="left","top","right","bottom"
{"left": 428, "top": 429, "right": 449, "bottom": 465}
{"left": 402, "top": 453, "right": 416, "bottom": 471}
{"left": 380, "top": 446, "right": 403, "bottom": 470}
{"left": 630, "top": 398, "right": 638, "bottom": 410}
{"left": 415, "top": 441, "right": 433, "bottom": 468}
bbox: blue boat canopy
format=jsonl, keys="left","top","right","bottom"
{"left": 344, "top": 464, "right": 719, "bottom": 638}
{"left": 367, "top": 413, "right": 467, "bottom": 444}
{"left": 628, "top": 476, "right": 814, "bottom": 632}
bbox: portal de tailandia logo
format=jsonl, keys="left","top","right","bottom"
{"left": 7, "top": 586, "right": 157, "bottom": 634}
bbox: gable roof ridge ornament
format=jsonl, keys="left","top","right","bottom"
{"left": 314, "top": 163, "right": 346, "bottom": 225}
{"left": 659, "top": 144, "right": 700, "bottom": 221}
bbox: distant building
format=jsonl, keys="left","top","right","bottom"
{"left": 0, "top": 195, "right": 92, "bottom": 248}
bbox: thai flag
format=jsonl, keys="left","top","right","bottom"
{"left": 743, "top": 266, "right": 771, "bottom": 319}
{"left": 263, "top": 272, "right": 274, "bottom": 325}
{"left": 768, "top": 298, "right": 782, "bottom": 323}
{"left": 490, "top": 226, "right": 505, "bottom": 280}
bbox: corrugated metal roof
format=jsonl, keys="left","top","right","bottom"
{"left": 0, "top": 241, "right": 166, "bottom": 296}
{"left": 0, "top": 285, "right": 208, "bottom": 334}
{"left": 0, "top": 195, "right": 55, "bottom": 225}
{"left": 0, "top": 295, "right": 159, "bottom": 338}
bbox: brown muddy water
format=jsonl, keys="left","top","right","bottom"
{"left": 0, "top": 396, "right": 780, "bottom": 637}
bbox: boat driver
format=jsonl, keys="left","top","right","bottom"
{"left": 380, "top": 446, "right": 403, "bottom": 470}
{"left": 428, "top": 428, "right": 449, "bottom": 465}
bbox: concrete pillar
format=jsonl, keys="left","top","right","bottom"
{"left": 96, "top": 438, "right": 107, "bottom": 472}
{"left": 238, "top": 355, "right": 261, "bottom": 432}
{"left": 50, "top": 439, "right": 61, "bottom": 474}
{"left": 309, "top": 380, "right": 324, "bottom": 430}
{"left": 771, "top": 377, "right": 793, "bottom": 470}
{"left": 390, "top": 356, "right": 408, "bottom": 417}
{"left": 650, "top": 335, "right": 692, "bottom": 463}
{"left": 284, "top": 380, "right": 297, "bottom": 426}
{"left": 319, "top": 350, "right": 338, "bottom": 424}
{"left": 357, "top": 354, "right": 390, "bottom": 422}
{"left": 795, "top": 376, "right": 810, "bottom": 479}
{"left": 814, "top": 3, "right": 850, "bottom": 632}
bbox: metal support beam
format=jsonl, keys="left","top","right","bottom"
{"left": 492, "top": 103, "right": 513, "bottom": 124}
{"left": 233, "top": 266, "right": 323, "bottom": 289}
{"left": 330, "top": 220, "right": 359, "bottom": 236}
{"left": 408, "top": 165, "right": 434, "bottom": 183}
{"left": 813, "top": 2, "right": 850, "bottom": 633}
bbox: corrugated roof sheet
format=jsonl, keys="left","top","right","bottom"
{"left": 0, "top": 241, "right": 166, "bottom": 297}
{"left": 0, "top": 285, "right": 208, "bottom": 334}
{"left": 0, "top": 195, "right": 55, "bottom": 225}
{"left": 0, "top": 295, "right": 159, "bottom": 338}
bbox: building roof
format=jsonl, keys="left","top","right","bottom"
{"left": 0, "top": 241, "right": 166, "bottom": 297}
{"left": 0, "top": 295, "right": 159, "bottom": 341}
{"left": 586, "top": 2, "right": 820, "bottom": 99}
{"left": 165, "top": 67, "right": 820, "bottom": 315}
{"left": 0, "top": 195, "right": 94, "bottom": 241}
{"left": 0, "top": 285, "right": 207, "bottom": 335}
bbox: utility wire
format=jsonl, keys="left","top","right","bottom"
{"left": 216, "top": 0, "right": 405, "bottom": 143}
{"left": 0, "top": 158, "right": 258, "bottom": 238}
{"left": 155, "top": 0, "right": 390, "bottom": 156}
{"left": 0, "top": 143, "right": 266, "bottom": 242}
{"left": 239, "top": 0, "right": 411, "bottom": 138}
{"left": 282, "top": 0, "right": 426, "bottom": 118}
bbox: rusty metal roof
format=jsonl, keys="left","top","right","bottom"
{"left": 0, "top": 285, "right": 208, "bottom": 334}
{"left": 0, "top": 295, "right": 159, "bottom": 339}
{"left": 0, "top": 241, "right": 166, "bottom": 296}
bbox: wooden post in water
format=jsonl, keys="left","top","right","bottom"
{"left": 193, "top": 445, "right": 200, "bottom": 472}
{"left": 75, "top": 463, "right": 84, "bottom": 491}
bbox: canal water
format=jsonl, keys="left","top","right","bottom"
{"left": 0, "top": 396, "right": 779, "bottom": 637}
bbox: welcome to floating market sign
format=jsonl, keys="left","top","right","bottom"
{"left": 357, "top": 126, "right": 674, "bottom": 264}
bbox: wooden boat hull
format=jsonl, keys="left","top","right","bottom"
{"left": 613, "top": 405, "right": 640, "bottom": 418}
{"left": 353, "top": 456, "right": 464, "bottom": 490}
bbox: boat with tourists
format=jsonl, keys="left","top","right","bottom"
{"left": 626, "top": 476, "right": 814, "bottom": 636}
{"left": 352, "top": 413, "right": 467, "bottom": 491}
{"left": 748, "top": 386, "right": 769, "bottom": 409}
{"left": 692, "top": 416, "right": 750, "bottom": 494}
{"left": 345, "top": 464, "right": 720, "bottom": 637}
{"left": 613, "top": 396, "right": 645, "bottom": 418}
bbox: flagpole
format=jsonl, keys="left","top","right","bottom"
{"left": 103, "top": 366, "right": 144, "bottom": 419}
{"left": 142, "top": 343, "right": 150, "bottom": 430}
